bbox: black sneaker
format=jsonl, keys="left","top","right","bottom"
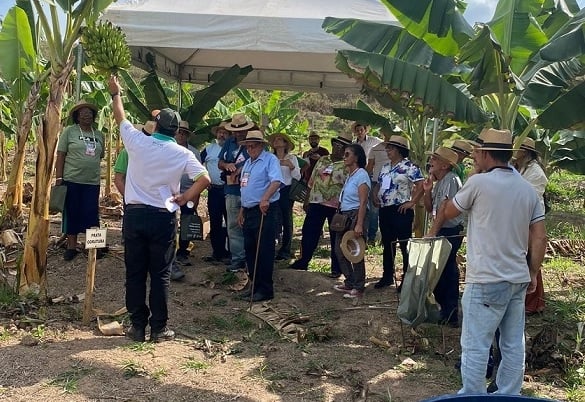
{"left": 126, "top": 326, "right": 146, "bottom": 342}
{"left": 374, "top": 279, "right": 394, "bottom": 289}
{"left": 170, "top": 264, "right": 185, "bottom": 281}
{"left": 288, "top": 261, "right": 307, "bottom": 270}
{"left": 150, "top": 327, "right": 175, "bottom": 342}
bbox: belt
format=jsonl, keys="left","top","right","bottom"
{"left": 126, "top": 204, "right": 171, "bottom": 213}
{"left": 243, "top": 201, "right": 277, "bottom": 211}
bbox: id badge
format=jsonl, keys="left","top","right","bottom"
{"left": 85, "top": 140, "right": 96, "bottom": 156}
{"left": 323, "top": 164, "right": 333, "bottom": 175}
{"left": 240, "top": 172, "right": 250, "bottom": 187}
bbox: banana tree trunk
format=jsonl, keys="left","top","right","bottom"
{"left": 20, "top": 63, "right": 73, "bottom": 295}
{"left": 0, "top": 132, "right": 6, "bottom": 182}
{"left": 1, "top": 83, "right": 41, "bottom": 226}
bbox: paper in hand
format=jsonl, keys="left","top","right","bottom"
{"left": 159, "top": 186, "right": 179, "bottom": 213}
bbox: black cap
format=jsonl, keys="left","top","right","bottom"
{"left": 155, "top": 108, "right": 180, "bottom": 131}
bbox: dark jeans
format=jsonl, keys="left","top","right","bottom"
{"left": 276, "top": 185, "right": 293, "bottom": 258}
{"left": 433, "top": 225, "right": 463, "bottom": 323}
{"left": 379, "top": 204, "right": 414, "bottom": 282}
{"left": 297, "top": 203, "right": 340, "bottom": 275}
{"left": 243, "top": 203, "right": 277, "bottom": 297}
{"left": 207, "top": 185, "right": 229, "bottom": 258}
{"left": 177, "top": 204, "right": 195, "bottom": 257}
{"left": 123, "top": 206, "right": 176, "bottom": 332}
{"left": 334, "top": 209, "right": 366, "bottom": 291}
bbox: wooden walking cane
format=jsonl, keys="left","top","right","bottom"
{"left": 248, "top": 212, "right": 265, "bottom": 310}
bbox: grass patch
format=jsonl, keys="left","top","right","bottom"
{"left": 31, "top": 324, "right": 46, "bottom": 339}
{"left": 308, "top": 259, "right": 329, "bottom": 274}
{"left": 544, "top": 257, "right": 583, "bottom": 275}
{"left": 120, "top": 360, "right": 147, "bottom": 379}
{"left": 181, "top": 358, "right": 210, "bottom": 372}
{"left": 48, "top": 363, "right": 93, "bottom": 394}
{"left": 151, "top": 367, "right": 168, "bottom": 381}
{"left": 119, "top": 341, "right": 155, "bottom": 353}
{"left": 0, "top": 285, "right": 18, "bottom": 307}
{"left": 209, "top": 315, "right": 231, "bottom": 330}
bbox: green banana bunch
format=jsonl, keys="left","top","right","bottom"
{"left": 81, "top": 20, "right": 132, "bottom": 74}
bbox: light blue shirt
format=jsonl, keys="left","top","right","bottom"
{"left": 240, "top": 150, "right": 283, "bottom": 208}
{"left": 340, "top": 168, "right": 371, "bottom": 211}
{"left": 202, "top": 141, "right": 224, "bottom": 186}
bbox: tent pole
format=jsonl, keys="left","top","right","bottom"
{"left": 177, "top": 67, "right": 183, "bottom": 111}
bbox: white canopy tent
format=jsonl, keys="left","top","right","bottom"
{"left": 104, "top": 0, "right": 396, "bottom": 93}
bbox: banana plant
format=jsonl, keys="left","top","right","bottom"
{"left": 123, "top": 64, "right": 253, "bottom": 147}
{"left": 0, "top": 3, "right": 48, "bottom": 226}
{"left": 323, "top": 0, "right": 585, "bottom": 175}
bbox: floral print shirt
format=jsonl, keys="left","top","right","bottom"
{"left": 377, "top": 158, "right": 423, "bottom": 207}
{"left": 308, "top": 156, "right": 347, "bottom": 208}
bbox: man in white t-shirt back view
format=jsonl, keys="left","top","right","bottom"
{"left": 108, "top": 75, "right": 210, "bottom": 343}
{"left": 435, "top": 128, "right": 546, "bottom": 395}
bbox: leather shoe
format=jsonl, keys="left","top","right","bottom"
{"left": 248, "top": 292, "right": 273, "bottom": 302}
{"left": 150, "top": 327, "right": 175, "bottom": 342}
{"left": 126, "top": 326, "right": 146, "bottom": 342}
{"left": 288, "top": 261, "right": 307, "bottom": 270}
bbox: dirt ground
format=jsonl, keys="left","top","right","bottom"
{"left": 0, "top": 201, "right": 575, "bottom": 402}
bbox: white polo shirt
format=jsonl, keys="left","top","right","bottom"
{"left": 120, "top": 120, "right": 208, "bottom": 208}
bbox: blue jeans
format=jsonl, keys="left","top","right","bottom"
{"left": 226, "top": 194, "right": 245, "bottom": 265}
{"left": 459, "top": 282, "right": 528, "bottom": 395}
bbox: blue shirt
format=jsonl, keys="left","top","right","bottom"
{"left": 240, "top": 150, "right": 283, "bottom": 208}
{"left": 340, "top": 168, "right": 371, "bottom": 211}
{"left": 219, "top": 137, "right": 250, "bottom": 196}
{"left": 201, "top": 141, "right": 224, "bottom": 186}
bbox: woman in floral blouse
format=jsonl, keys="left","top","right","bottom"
{"left": 373, "top": 135, "right": 423, "bottom": 290}
{"left": 288, "top": 133, "right": 352, "bottom": 277}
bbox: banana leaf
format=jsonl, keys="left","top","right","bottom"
{"left": 551, "top": 133, "right": 585, "bottom": 174}
{"left": 379, "top": 0, "right": 474, "bottom": 57}
{"left": 487, "top": 0, "right": 550, "bottom": 76}
{"left": 140, "top": 70, "right": 172, "bottom": 112}
{"left": 0, "top": 7, "right": 36, "bottom": 83}
{"left": 337, "top": 50, "right": 486, "bottom": 124}
{"left": 537, "top": 81, "right": 585, "bottom": 130}
{"left": 322, "top": 17, "right": 454, "bottom": 74}
{"left": 333, "top": 108, "right": 396, "bottom": 133}
{"left": 539, "top": 8, "right": 585, "bottom": 64}
{"left": 458, "top": 25, "right": 523, "bottom": 97}
{"left": 522, "top": 59, "right": 584, "bottom": 109}
{"left": 181, "top": 64, "right": 253, "bottom": 126}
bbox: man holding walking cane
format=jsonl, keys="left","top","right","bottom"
{"left": 237, "top": 131, "right": 284, "bottom": 302}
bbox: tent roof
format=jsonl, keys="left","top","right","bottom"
{"left": 104, "top": 0, "right": 396, "bottom": 93}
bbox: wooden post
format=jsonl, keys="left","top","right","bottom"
{"left": 82, "top": 249, "right": 97, "bottom": 325}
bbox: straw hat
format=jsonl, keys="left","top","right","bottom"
{"left": 426, "top": 147, "right": 459, "bottom": 167}
{"left": 69, "top": 100, "right": 98, "bottom": 119}
{"left": 268, "top": 133, "right": 295, "bottom": 151}
{"left": 451, "top": 140, "right": 474, "bottom": 156}
{"left": 239, "top": 130, "right": 268, "bottom": 145}
{"left": 476, "top": 128, "right": 514, "bottom": 151}
{"left": 308, "top": 131, "right": 320, "bottom": 139}
{"left": 143, "top": 120, "right": 156, "bottom": 135}
{"left": 211, "top": 121, "right": 229, "bottom": 134}
{"left": 519, "top": 137, "right": 538, "bottom": 153}
{"left": 225, "top": 113, "right": 255, "bottom": 132}
{"left": 384, "top": 135, "right": 409, "bottom": 150}
{"left": 178, "top": 120, "right": 193, "bottom": 135}
{"left": 340, "top": 231, "right": 366, "bottom": 264}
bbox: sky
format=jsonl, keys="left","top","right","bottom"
{"left": 1, "top": 0, "right": 585, "bottom": 31}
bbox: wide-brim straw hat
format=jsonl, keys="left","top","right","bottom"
{"left": 476, "top": 128, "right": 514, "bottom": 151}
{"left": 225, "top": 113, "right": 255, "bottom": 132}
{"left": 69, "top": 100, "right": 98, "bottom": 119}
{"left": 426, "top": 147, "right": 459, "bottom": 167}
{"left": 519, "top": 137, "right": 538, "bottom": 153}
{"left": 384, "top": 135, "right": 409, "bottom": 150}
{"left": 178, "top": 120, "right": 193, "bottom": 135}
{"left": 451, "top": 140, "right": 474, "bottom": 156}
{"left": 331, "top": 131, "right": 353, "bottom": 146}
{"left": 239, "top": 130, "right": 268, "bottom": 145}
{"left": 268, "top": 133, "right": 295, "bottom": 151}
{"left": 211, "top": 121, "right": 229, "bottom": 134}
{"left": 340, "top": 231, "right": 366, "bottom": 264}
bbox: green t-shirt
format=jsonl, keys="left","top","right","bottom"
{"left": 114, "top": 148, "right": 128, "bottom": 174}
{"left": 57, "top": 124, "right": 104, "bottom": 185}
